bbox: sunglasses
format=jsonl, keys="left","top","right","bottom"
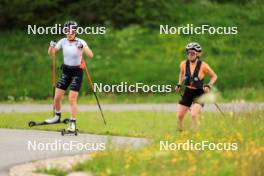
{"left": 65, "top": 29, "right": 77, "bottom": 35}
{"left": 187, "top": 51, "right": 196, "bottom": 56}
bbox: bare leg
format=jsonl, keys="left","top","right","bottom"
{"left": 190, "top": 103, "right": 203, "bottom": 131}
{"left": 54, "top": 88, "right": 65, "bottom": 112}
{"left": 176, "top": 104, "right": 189, "bottom": 131}
{"left": 45, "top": 88, "right": 65, "bottom": 123}
{"left": 68, "top": 90, "right": 79, "bottom": 119}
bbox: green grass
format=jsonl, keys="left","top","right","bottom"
{"left": 0, "top": 109, "right": 263, "bottom": 138}
{"left": 0, "top": 111, "right": 178, "bottom": 137}
{"left": 73, "top": 110, "right": 263, "bottom": 176}
{"left": 37, "top": 168, "right": 66, "bottom": 176}
{"left": 0, "top": 109, "right": 263, "bottom": 175}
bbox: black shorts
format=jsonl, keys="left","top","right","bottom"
{"left": 179, "top": 87, "right": 204, "bottom": 107}
{"left": 56, "top": 64, "right": 83, "bottom": 92}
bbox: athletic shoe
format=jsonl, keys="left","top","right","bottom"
{"left": 67, "top": 120, "right": 76, "bottom": 132}
{"left": 45, "top": 115, "right": 60, "bottom": 123}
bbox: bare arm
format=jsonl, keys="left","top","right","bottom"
{"left": 178, "top": 62, "right": 185, "bottom": 85}
{"left": 207, "top": 66, "right": 218, "bottom": 87}
{"left": 175, "top": 62, "right": 185, "bottom": 92}
{"left": 178, "top": 68, "right": 185, "bottom": 85}
{"left": 83, "top": 46, "right": 93, "bottom": 58}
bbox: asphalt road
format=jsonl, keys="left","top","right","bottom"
{"left": 0, "top": 129, "right": 148, "bottom": 176}
{"left": 0, "top": 102, "right": 263, "bottom": 113}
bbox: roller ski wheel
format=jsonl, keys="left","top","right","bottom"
{"left": 28, "top": 121, "right": 36, "bottom": 127}
{"left": 60, "top": 129, "right": 79, "bottom": 136}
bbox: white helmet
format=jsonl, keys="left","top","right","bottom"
{"left": 186, "top": 42, "right": 202, "bottom": 52}
{"left": 64, "top": 21, "right": 78, "bottom": 31}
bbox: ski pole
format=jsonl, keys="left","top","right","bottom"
{"left": 214, "top": 103, "right": 225, "bottom": 117}
{"left": 50, "top": 52, "right": 56, "bottom": 115}
{"left": 82, "top": 60, "right": 107, "bottom": 125}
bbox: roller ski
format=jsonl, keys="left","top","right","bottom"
{"left": 61, "top": 119, "right": 79, "bottom": 136}
{"left": 28, "top": 113, "right": 69, "bottom": 127}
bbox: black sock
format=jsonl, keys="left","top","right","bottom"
{"left": 55, "top": 112, "right": 61, "bottom": 117}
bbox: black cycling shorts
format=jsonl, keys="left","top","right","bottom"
{"left": 179, "top": 87, "right": 204, "bottom": 107}
{"left": 56, "top": 64, "right": 83, "bottom": 92}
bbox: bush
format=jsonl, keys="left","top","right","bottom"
{"left": 0, "top": 0, "right": 262, "bottom": 29}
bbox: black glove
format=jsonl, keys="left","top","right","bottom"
{"left": 203, "top": 84, "right": 212, "bottom": 89}
{"left": 175, "top": 84, "right": 182, "bottom": 92}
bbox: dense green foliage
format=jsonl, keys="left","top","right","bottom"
{"left": 0, "top": 1, "right": 263, "bottom": 100}
{"left": 1, "top": 0, "right": 261, "bottom": 28}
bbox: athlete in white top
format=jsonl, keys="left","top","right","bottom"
{"left": 46, "top": 21, "right": 93, "bottom": 131}
{"left": 55, "top": 37, "right": 88, "bottom": 66}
